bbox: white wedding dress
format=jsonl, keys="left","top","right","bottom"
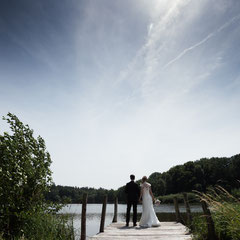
{"left": 139, "top": 182, "right": 160, "bottom": 227}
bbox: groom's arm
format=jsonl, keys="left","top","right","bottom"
{"left": 138, "top": 185, "right": 142, "bottom": 202}
{"left": 137, "top": 184, "right": 141, "bottom": 200}
{"left": 137, "top": 184, "right": 140, "bottom": 196}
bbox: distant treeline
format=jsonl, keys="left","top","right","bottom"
{"left": 45, "top": 154, "right": 240, "bottom": 203}
{"left": 45, "top": 185, "right": 116, "bottom": 203}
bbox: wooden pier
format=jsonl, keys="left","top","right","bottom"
{"left": 89, "top": 222, "right": 192, "bottom": 240}
{"left": 81, "top": 194, "right": 215, "bottom": 240}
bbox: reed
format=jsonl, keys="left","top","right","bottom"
{"left": 192, "top": 186, "right": 240, "bottom": 240}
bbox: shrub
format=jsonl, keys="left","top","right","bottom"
{"left": 0, "top": 113, "right": 74, "bottom": 239}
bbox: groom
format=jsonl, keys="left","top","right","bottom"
{"left": 125, "top": 174, "right": 140, "bottom": 227}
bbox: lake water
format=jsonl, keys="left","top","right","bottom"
{"left": 60, "top": 204, "right": 202, "bottom": 239}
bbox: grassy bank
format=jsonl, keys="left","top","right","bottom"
{"left": 157, "top": 192, "right": 199, "bottom": 204}
{"left": 0, "top": 211, "right": 74, "bottom": 240}
{"left": 156, "top": 212, "right": 202, "bottom": 223}
{"left": 192, "top": 187, "right": 240, "bottom": 240}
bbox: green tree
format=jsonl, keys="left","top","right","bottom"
{"left": 116, "top": 186, "right": 126, "bottom": 203}
{"left": 0, "top": 113, "right": 52, "bottom": 238}
{"left": 148, "top": 172, "right": 166, "bottom": 196}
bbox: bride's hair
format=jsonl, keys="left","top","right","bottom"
{"left": 142, "top": 176, "right": 147, "bottom": 182}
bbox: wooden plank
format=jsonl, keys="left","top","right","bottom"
{"left": 183, "top": 193, "right": 192, "bottom": 227}
{"left": 201, "top": 201, "right": 217, "bottom": 240}
{"left": 99, "top": 195, "right": 108, "bottom": 233}
{"left": 173, "top": 197, "right": 181, "bottom": 223}
{"left": 81, "top": 193, "right": 88, "bottom": 240}
{"left": 112, "top": 197, "right": 118, "bottom": 223}
{"left": 89, "top": 222, "right": 192, "bottom": 239}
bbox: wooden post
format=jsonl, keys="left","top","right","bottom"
{"left": 183, "top": 193, "right": 192, "bottom": 226}
{"left": 100, "top": 195, "right": 108, "bottom": 233}
{"left": 112, "top": 196, "right": 118, "bottom": 223}
{"left": 173, "top": 197, "right": 181, "bottom": 223}
{"left": 201, "top": 201, "right": 217, "bottom": 240}
{"left": 81, "top": 193, "right": 88, "bottom": 240}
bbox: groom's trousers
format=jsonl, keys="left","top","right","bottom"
{"left": 126, "top": 200, "right": 138, "bottom": 224}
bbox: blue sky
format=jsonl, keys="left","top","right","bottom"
{"left": 1, "top": 0, "right": 240, "bottom": 189}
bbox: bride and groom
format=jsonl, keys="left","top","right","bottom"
{"left": 125, "top": 174, "right": 160, "bottom": 227}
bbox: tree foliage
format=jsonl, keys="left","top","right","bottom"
{"left": 158, "top": 155, "right": 240, "bottom": 195}
{"left": 115, "top": 154, "right": 240, "bottom": 202}
{"left": 0, "top": 113, "right": 52, "bottom": 238}
{"left": 148, "top": 172, "right": 166, "bottom": 196}
{"left": 45, "top": 154, "right": 240, "bottom": 204}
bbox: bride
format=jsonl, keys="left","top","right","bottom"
{"left": 139, "top": 176, "right": 160, "bottom": 227}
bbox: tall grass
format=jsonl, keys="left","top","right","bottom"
{"left": 192, "top": 186, "right": 240, "bottom": 240}
{"left": 0, "top": 211, "right": 74, "bottom": 240}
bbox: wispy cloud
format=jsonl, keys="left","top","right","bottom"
{"left": 164, "top": 13, "right": 240, "bottom": 69}
{"left": 114, "top": 0, "right": 190, "bottom": 97}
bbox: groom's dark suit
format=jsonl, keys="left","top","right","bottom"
{"left": 125, "top": 180, "right": 140, "bottom": 225}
